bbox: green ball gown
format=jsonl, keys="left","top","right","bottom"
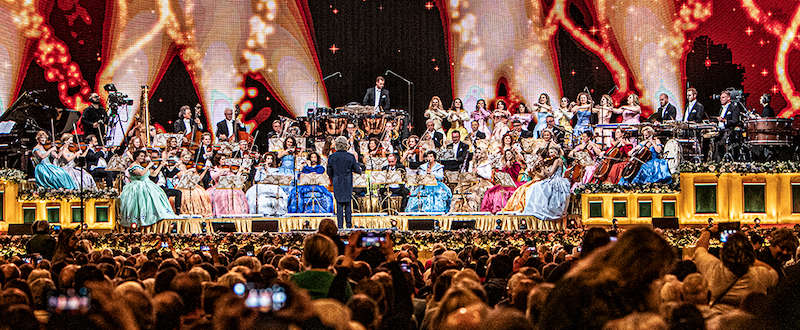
{"left": 119, "top": 164, "right": 176, "bottom": 227}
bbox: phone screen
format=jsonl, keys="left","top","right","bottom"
{"left": 243, "top": 284, "right": 287, "bottom": 311}
{"left": 161, "top": 242, "right": 168, "bottom": 248}
{"left": 201, "top": 246, "right": 210, "bottom": 251}
{"left": 360, "top": 234, "right": 386, "bottom": 248}
{"left": 720, "top": 229, "right": 737, "bottom": 243}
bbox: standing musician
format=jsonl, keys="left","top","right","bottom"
{"left": 265, "top": 120, "right": 283, "bottom": 139}
{"left": 173, "top": 104, "right": 204, "bottom": 135}
{"left": 362, "top": 76, "right": 390, "bottom": 111}
{"left": 760, "top": 93, "right": 775, "bottom": 118}
{"left": 216, "top": 107, "right": 246, "bottom": 141}
{"left": 649, "top": 93, "right": 678, "bottom": 122}
{"left": 714, "top": 90, "right": 743, "bottom": 161}
{"left": 81, "top": 93, "right": 108, "bottom": 139}
{"left": 683, "top": 88, "right": 705, "bottom": 122}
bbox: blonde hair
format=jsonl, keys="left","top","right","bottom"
{"left": 302, "top": 234, "right": 337, "bottom": 269}
{"left": 628, "top": 93, "right": 640, "bottom": 106}
{"left": 600, "top": 94, "right": 614, "bottom": 107}
{"left": 36, "top": 130, "right": 49, "bottom": 141}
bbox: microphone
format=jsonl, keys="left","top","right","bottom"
{"left": 384, "top": 70, "right": 390, "bottom": 75}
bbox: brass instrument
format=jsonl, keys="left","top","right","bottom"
{"left": 279, "top": 115, "right": 298, "bottom": 139}
{"left": 137, "top": 85, "right": 152, "bottom": 147}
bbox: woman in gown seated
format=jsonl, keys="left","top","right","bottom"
{"left": 603, "top": 128, "right": 634, "bottom": 184}
{"left": 32, "top": 131, "right": 77, "bottom": 190}
{"left": 57, "top": 133, "right": 96, "bottom": 190}
{"left": 481, "top": 149, "right": 524, "bottom": 213}
{"left": 175, "top": 150, "right": 212, "bottom": 217}
{"left": 568, "top": 131, "right": 602, "bottom": 190}
{"left": 405, "top": 151, "right": 452, "bottom": 213}
{"left": 289, "top": 152, "right": 334, "bottom": 214}
{"left": 450, "top": 148, "right": 493, "bottom": 212}
{"left": 207, "top": 154, "right": 249, "bottom": 216}
{"left": 246, "top": 153, "right": 288, "bottom": 216}
{"left": 277, "top": 136, "right": 300, "bottom": 195}
{"left": 119, "top": 150, "right": 176, "bottom": 228}
{"left": 618, "top": 126, "right": 672, "bottom": 185}
{"left": 522, "top": 146, "right": 571, "bottom": 221}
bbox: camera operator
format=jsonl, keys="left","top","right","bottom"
{"left": 81, "top": 93, "right": 108, "bottom": 139}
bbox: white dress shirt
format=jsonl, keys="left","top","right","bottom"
{"left": 226, "top": 119, "right": 234, "bottom": 137}
{"left": 718, "top": 103, "right": 730, "bottom": 129}
{"left": 374, "top": 88, "right": 382, "bottom": 108}
{"left": 684, "top": 100, "right": 697, "bottom": 122}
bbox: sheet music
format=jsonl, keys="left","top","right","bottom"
{"left": 0, "top": 121, "right": 16, "bottom": 134}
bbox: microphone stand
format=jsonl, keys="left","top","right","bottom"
{"left": 384, "top": 69, "right": 414, "bottom": 117}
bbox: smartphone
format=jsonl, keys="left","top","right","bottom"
{"left": 161, "top": 242, "right": 168, "bottom": 248}
{"left": 52, "top": 225, "right": 61, "bottom": 231}
{"left": 610, "top": 237, "right": 618, "bottom": 242}
{"left": 359, "top": 232, "right": 386, "bottom": 248}
{"left": 717, "top": 222, "right": 741, "bottom": 242}
{"left": 22, "top": 257, "right": 31, "bottom": 264}
{"left": 233, "top": 283, "right": 246, "bottom": 297}
{"left": 246, "top": 251, "right": 254, "bottom": 256}
{"left": 399, "top": 262, "right": 411, "bottom": 273}
{"left": 244, "top": 284, "right": 287, "bottom": 311}
{"left": 201, "top": 246, "right": 210, "bottom": 252}
{"left": 48, "top": 288, "right": 90, "bottom": 313}
{"left": 720, "top": 229, "right": 737, "bottom": 243}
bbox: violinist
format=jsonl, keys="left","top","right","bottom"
{"left": 602, "top": 128, "right": 634, "bottom": 184}
{"left": 84, "top": 134, "right": 116, "bottom": 186}
{"left": 379, "top": 120, "right": 401, "bottom": 153}
{"left": 265, "top": 119, "right": 283, "bottom": 139}
{"left": 232, "top": 140, "right": 251, "bottom": 159}
{"left": 344, "top": 122, "right": 363, "bottom": 158}
{"left": 58, "top": 133, "right": 96, "bottom": 190}
{"left": 148, "top": 148, "right": 181, "bottom": 213}
{"left": 568, "top": 131, "right": 602, "bottom": 187}
{"left": 194, "top": 132, "right": 215, "bottom": 167}
{"left": 32, "top": 130, "right": 77, "bottom": 189}
{"left": 207, "top": 154, "right": 249, "bottom": 216}
{"left": 401, "top": 135, "right": 424, "bottom": 170}
{"left": 618, "top": 126, "right": 671, "bottom": 185}
{"left": 165, "top": 137, "right": 180, "bottom": 158}
{"left": 420, "top": 119, "right": 444, "bottom": 149}
{"left": 176, "top": 150, "right": 212, "bottom": 216}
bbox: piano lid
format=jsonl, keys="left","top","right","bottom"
{"left": 0, "top": 90, "right": 62, "bottom": 134}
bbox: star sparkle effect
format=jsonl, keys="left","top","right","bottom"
{"left": 329, "top": 44, "right": 340, "bottom": 54}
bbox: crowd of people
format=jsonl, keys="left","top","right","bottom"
{"left": 1, "top": 219, "right": 799, "bottom": 329}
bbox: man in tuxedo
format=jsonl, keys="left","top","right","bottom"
{"left": 421, "top": 119, "right": 444, "bottom": 148}
{"left": 381, "top": 153, "right": 408, "bottom": 209}
{"left": 173, "top": 105, "right": 204, "bottom": 134}
{"left": 511, "top": 120, "right": 533, "bottom": 139}
{"left": 216, "top": 107, "right": 246, "bottom": 141}
{"left": 650, "top": 93, "right": 677, "bottom": 122}
{"left": 760, "top": 93, "right": 775, "bottom": 118}
{"left": 468, "top": 121, "right": 486, "bottom": 141}
{"left": 714, "top": 90, "right": 743, "bottom": 161}
{"left": 544, "top": 116, "right": 567, "bottom": 145}
{"left": 683, "top": 88, "right": 705, "bottom": 122}
{"left": 265, "top": 119, "right": 283, "bottom": 139}
{"left": 84, "top": 134, "right": 116, "bottom": 186}
{"left": 441, "top": 130, "right": 469, "bottom": 171}
{"left": 362, "top": 76, "right": 390, "bottom": 110}
{"left": 81, "top": 93, "right": 108, "bottom": 139}
{"left": 327, "top": 136, "right": 362, "bottom": 228}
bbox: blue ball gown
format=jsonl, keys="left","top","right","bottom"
{"left": 119, "top": 164, "right": 176, "bottom": 227}
{"left": 405, "top": 162, "right": 452, "bottom": 213}
{"left": 278, "top": 154, "right": 296, "bottom": 196}
{"left": 33, "top": 146, "right": 77, "bottom": 189}
{"left": 533, "top": 111, "right": 551, "bottom": 138}
{"left": 288, "top": 165, "right": 334, "bottom": 213}
{"left": 521, "top": 165, "right": 570, "bottom": 220}
{"left": 618, "top": 146, "right": 672, "bottom": 185}
{"left": 572, "top": 109, "right": 593, "bottom": 137}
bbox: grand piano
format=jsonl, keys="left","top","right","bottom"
{"left": 0, "top": 91, "right": 80, "bottom": 172}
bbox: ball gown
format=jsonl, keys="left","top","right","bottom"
{"left": 405, "top": 162, "right": 452, "bottom": 213}
{"left": 246, "top": 167, "right": 289, "bottom": 216}
{"left": 288, "top": 165, "right": 334, "bottom": 214}
{"left": 119, "top": 164, "right": 175, "bottom": 227}
{"left": 481, "top": 163, "right": 522, "bottom": 213}
{"left": 521, "top": 166, "right": 571, "bottom": 220}
{"left": 617, "top": 146, "right": 672, "bottom": 185}
{"left": 33, "top": 147, "right": 77, "bottom": 189}
{"left": 174, "top": 171, "right": 213, "bottom": 217}
{"left": 59, "top": 157, "right": 96, "bottom": 190}
{"left": 207, "top": 167, "right": 249, "bottom": 216}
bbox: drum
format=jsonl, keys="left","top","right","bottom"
{"left": 356, "top": 195, "right": 381, "bottom": 213}
{"left": 662, "top": 139, "right": 682, "bottom": 174}
{"left": 745, "top": 118, "right": 793, "bottom": 145}
{"left": 324, "top": 116, "right": 348, "bottom": 136}
{"left": 361, "top": 114, "right": 386, "bottom": 136}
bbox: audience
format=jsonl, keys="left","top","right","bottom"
{"left": 0, "top": 224, "right": 797, "bottom": 329}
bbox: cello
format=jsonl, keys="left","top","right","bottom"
{"left": 620, "top": 144, "right": 652, "bottom": 181}
{"left": 594, "top": 142, "right": 626, "bottom": 182}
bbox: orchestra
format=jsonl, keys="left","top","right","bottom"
{"left": 19, "top": 83, "right": 800, "bottom": 228}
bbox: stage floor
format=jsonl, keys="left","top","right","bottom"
{"left": 147, "top": 213, "right": 565, "bottom": 234}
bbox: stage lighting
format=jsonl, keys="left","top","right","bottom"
{"left": 81, "top": 223, "right": 88, "bottom": 231}
{"left": 567, "top": 219, "right": 577, "bottom": 230}
{"left": 131, "top": 222, "right": 138, "bottom": 232}
{"left": 519, "top": 219, "right": 528, "bottom": 230}
{"left": 754, "top": 217, "right": 761, "bottom": 229}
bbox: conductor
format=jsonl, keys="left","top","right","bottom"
{"left": 327, "top": 136, "right": 363, "bottom": 228}
{"left": 362, "top": 76, "right": 390, "bottom": 110}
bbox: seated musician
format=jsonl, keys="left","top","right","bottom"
{"left": 84, "top": 134, "right": 116, "bottom": 187}
{"left": 215, "top": 107, "right": 246, "bottom": 142}
{"left": 165, "top": 137, "right": 180, "bottom": 159}
{"left": 544, "top": 115, "right": 567, "bottom": 146}
{"left": 618, "top": 126, "right": 671, "bottom": 185}
{"left": 567, "top": 131, "right": 602, "bottom": 190}
{"left": 401, "top": 135, "right": 424, "bottom": 170}
{"left": 602, "top": 128, "right": 634, "bottom": 184}
{"left": 405, "top": 151, "right": 452, "bottom": 213}
{"left": 147, "top": 148, "right": 181, "bottom": 213}
{"left": 289, "top": 152, "right": 334, "bottom": 214}
{"left": 173, "top": 105, "right": 204, "bottom": 134}
{"left": 194, "top": 133, "right": 215, "bottom": 167}
{"left": 232, "top": 140, "right": 252, "bottom": 159}
{"left": 246, "top": 154, "right": 288, "bottom": 216}
{"left": 379, "top": 120, "right": 401, "bottom": 153}
{"left": 344, "top": 122, "right": 363, "bottom": 159}
{"left": 440, "top": 130, "right": 469, "bottom": 171}
{"left": 713, "top": 90, "right": 744, "bottom": 161}
{"left": 207, "top": 153, "right": 249, "bottom": 216}
{"left": 420, "top": 119, "right": 444, "bottom": 148}
{"left": 381, "top": 153, "right": 408, "bottom": 210}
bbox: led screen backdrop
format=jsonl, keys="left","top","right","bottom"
{"left": 1, "top": 0, "right": 798, "bottom": 144}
